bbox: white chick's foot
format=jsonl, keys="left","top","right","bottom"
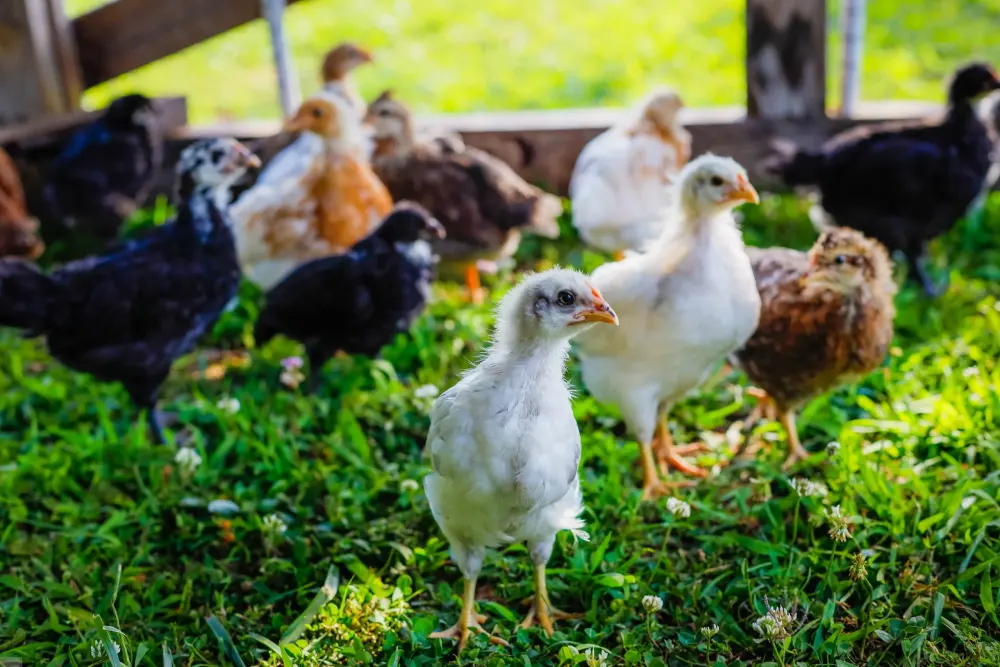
{"left": 519, "top": 598, "right": 581, "bottom": 636}
{"left": 656, "top": 445, "right": 710, "bottom": 480}
{"left": 641, "top": 477, "right": 694, "bottom": 500}
{"left": 429, "top": 615, "right": 509, "bottom": 653}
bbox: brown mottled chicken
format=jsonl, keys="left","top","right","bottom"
{"left": 0, "top": 146, "right": 44, "bottom": 259}
{"left": 733, "top": 228, "right": 896, "bottom": 468}
{"left": 231, "top": 94, "right": 393, "bottom": 290}
{"left": 364, "top": 90, "right": 561, "bottom": 303}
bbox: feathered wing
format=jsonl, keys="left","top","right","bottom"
{"left": 255, "top": 133, "right": 327, "bottom": 186}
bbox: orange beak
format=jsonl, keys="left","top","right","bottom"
{"left": 283, "top": 116, "right": 307, "bottom": 133}
{"left": 726, "top": 174, "right": 760, "bottom": 205}
{"left": 572, "top": 287, "right": 618, "bottom": 326}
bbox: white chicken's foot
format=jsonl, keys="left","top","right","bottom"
{"left": 429, "top": 577, "right": 509, "bottom": 652}
{"left": 780, "top": 409, "right": 810, "bottom": 470}
{"left": 464, "top": 263, "right": 487, "bottom": 305}
{"left": 639, "top": 440, "right": 682, "bottom": 500}
{"left": 652, "top": 418, "right": 710, "bottom": 480}
{"left": 518, "top": 564, "right": 581, "bottom": 636}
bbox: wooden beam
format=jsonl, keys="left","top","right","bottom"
{"left": 746, "top": 0, "right": 827, "bottom": 119}
{"left": 0, "top": 0, "right": 83, "bottom": 125}
{"left": 73, "top": 0, "right": 309, "bottom": 89}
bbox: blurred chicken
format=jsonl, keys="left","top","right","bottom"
{"left": 321, "top": 42, "right": 374, "bottom": 114}
{"left": 574, "top": 155, "right": 761, "bottom": 499}
{"left": 733, "top": 229, "right": 895, "bottom": 468}
{"left": 231, "top": 94, "right": 393, "bottom": 290}
{"left": 0, "top": 139, "right": 257, "bottom": 443}
{"left": 570, "top": 89, "right": 690, "bottom": 258}
{"left": 255, "top": 202, "right": 445, "bottom": 391}
{"left": 44, "top": 94, "right": 162, "bottom": 239}
{"left": 767, "top": 63, "right": 1000, "bottom": 296}
{"left": 0, "top": 146, "right": 44, "bottom": 258}
{"left": 425, "top": 269, "right": 617, "bottom": 651}
{"left": 365, "top": 91, "right": 562, "bottom": 303}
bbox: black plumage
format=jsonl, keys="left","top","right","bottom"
{"left": 255, "top": 201, "right": 445, "bottom": 391}
{"left": 768, "top": 63, "right": 1000, "bottom": 296}
{"left": 0, "top": 139, "right": 259, "bottom": 443}
{"left": 44, "top": 94, "right": 162, "bottom": 239}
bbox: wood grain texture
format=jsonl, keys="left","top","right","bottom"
{"left": 72, "top": 0, "right": 309, "bottom": 88}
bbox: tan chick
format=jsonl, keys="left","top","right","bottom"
{"left": 231, "top": 95, "right": 393, "bottom": 290}
{"left": 365, "top": 90, "right": 562, "bottom": 303}
{"left": 321, "top": 42, "right": 374, "bottom": 115}
{"left": 0, "top": 147, "right": 44, "bottom": 259}
{"left": 733, "top": 228, "right": 896, "bottom": 468}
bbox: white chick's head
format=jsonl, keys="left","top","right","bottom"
{"left": 321, "top": 42, "right": 374, "bottom": 82}
{"left": 677, "top": 154, "right": 759, "bottom": 216}
{"left": 363, "top": 90, "right": 412, "bottom": 143}
{"left": 177, "top": 138, "right": 261, "bottom": 190}
{"left": 496, "top": 268, "right": 618, "bottom": 349}
{"left": 641, "top": 88, "right": 685, "bottom": 130}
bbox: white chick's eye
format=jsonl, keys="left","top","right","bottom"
{"left": 556, "top": 290, "right": 576, "bottom": 307}
{"left": 710, "top": 176, "right": 724, "bottom": 187}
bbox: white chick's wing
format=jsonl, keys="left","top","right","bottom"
{"left": 255, "top": 133, "right": 326, "bottom": 186}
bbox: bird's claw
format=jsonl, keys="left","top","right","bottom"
{"left": 655, "top": 446, "right": 710, "bottom": 479}
{"left": 519, "top": 598, "right": 581, "bottom": 636}
{"left": 430, "top": 616, "right": 508, "bottom": 652}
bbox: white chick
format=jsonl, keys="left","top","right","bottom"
{"left": 570, "top": 89, "right": 691, "bottom": 258}
{"left": 574, "top": 154, "right": 761, "bottom": 500}
{"left": 424, "top": 268, "right": 618, "bottom": 651}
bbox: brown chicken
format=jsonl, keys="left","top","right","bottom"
{"left": 321, "top": 42, "right": 374, "bottom": 115}
{"left": 0, "top": 147, "right": 44, "bottom": 259}
{"left": 364, "top": 90, "right": 561, "bottom": 303}
{"left": 231, "top": 95, "right": 393, "bottom": 290}
{"left": 733, "top": 228, "right": 896, "bottom": 468}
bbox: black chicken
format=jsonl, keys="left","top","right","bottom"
{"left": 44, "top": 94, "right": 163, "bottom": 240}
{"left": 255, "top": 201, "right": 445, "bottom": 391}
{"left": 768, "top": 63, "right": 1000, "bottom": 296}
{"left": 0, "top": 138, "right": 260, "bottom": 443}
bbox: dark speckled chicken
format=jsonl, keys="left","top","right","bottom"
{"left": 0, "top": 139, "right": 258, "bottom": 443}
{"left": 255, "top": 201, "right": 445, "bottom": 391}
{"left": 767, "top": 63, "right": 1000, "bottom": 296}
{"left": 44, "top": 94, "right": 162, "bottom": 240}
{"left": 733, "top": 228, "right": 896, "bottom": 468}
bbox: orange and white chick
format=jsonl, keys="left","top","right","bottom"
{"left": 574, "top": 155, "right": 760, "bottom": 499}
{"left": 570, "top": 89, "right": 690, "bottom": 258}
{"left": 425, "top": 269, "right": 618, "bottom": 652}
{"left": 230, "top": 95, "right": 393, "bottom": 290}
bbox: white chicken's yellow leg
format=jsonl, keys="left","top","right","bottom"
{"left": 465, "top": 263, "right": 486, "bottom": 305}
{"left": 519, "top": 563, "right": 581, "bottom": 635}
{"left": 640, "top": 440, "right": 674, "bottom": 500}
{"left": 612, "top": 250, "right": 626, "bottom": 262}
{"left": 653, "top": 417, "right": 709, "bottom": 479}
{"left": 780, "top": 409, "right": 810, "bottom": 470}
{"left": 429, "top": 577, "right": 509, "bottom": 652}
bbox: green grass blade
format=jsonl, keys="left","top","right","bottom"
{"left": 206, "top": 615, "right": 247, "bottom": 667}
{"left": 250, "top": 633, "right": 291, "bottom": 667}
{"left": 280, "top": 566, "right": 340, "bottom": 646}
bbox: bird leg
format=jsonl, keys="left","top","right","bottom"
{"left": 745, "top": 387, "right": 779, "bottom": 425}
{"left": 146, "top": 408, "right": 167, "bottom": 445}
{"left": 652, "top": 417, "right": 710, "bottom": 479}
{"left": 780, "top": 409, "right": 810, "bottom": 470}
{"left": 429, "top": 577, "right": 509, "bottom": 652}
{"left": 519, "top": 563, "right": 581, "bottom": 635}
{"left": 906, "top": 248, "right": 946, "bottom": 298}
{"left": 639, "top": 440, "right": 674, "bottom": 500}
{"left": 465, "top": 263, "right": 486, "bottom": 305}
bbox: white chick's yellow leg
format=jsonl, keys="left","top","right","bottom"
{"left": 780, "top": 409, "right": 810, "bottom": 470}
{"left": 464, "top": 263, "right": 486, "bottom": 305}
{"left": 652, "top": 416, "right": 709, "bottom": 480}
{"left": 430, "top": 576, "right": 509, "bottom": 652}
{"left": 520, "top": 540, "right": 581, "bottom": 636}
{"left": 639, "top": 439, "right": 675, "bottom": 499}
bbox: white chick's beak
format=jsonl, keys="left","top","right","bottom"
{"left": 724, "top": 173, "right": 760, "bottom": 205}
{"left": 571, "top": 288, "right": 618, "bottom": 326}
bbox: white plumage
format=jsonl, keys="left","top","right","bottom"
{"left": 570, "top": 89, "right": 691, "bottom": 255}
{"left": 424, "top": 268, "right": 618, "bottom": 651}
{"left": 574, "top": 154, "right": 761, "bottom": 499}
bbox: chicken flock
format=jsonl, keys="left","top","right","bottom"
{"left": 1, "top": 47, "right": 998, "bottom": 652}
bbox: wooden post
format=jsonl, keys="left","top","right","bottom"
{"left": 0, "top": 0, "right": 82, "bottom": 126}
{"left": 746, "top": 0, "right": 827, "bottom": 120}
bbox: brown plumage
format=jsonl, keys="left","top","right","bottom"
{"left": 734, "top": 228, "right": 896, "bottom": 467}
{"left": 364, "top": 90, "right": 561, "bottom": 302}
{"left": 0, "top": 147, "right": 44, "bottom": 259}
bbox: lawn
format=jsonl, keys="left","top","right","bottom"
{"left": 63, "top": 0, "right": 1000, "bottom": 122}
{"left": 2, "top": 187, "right": 1000, "bottom": 666}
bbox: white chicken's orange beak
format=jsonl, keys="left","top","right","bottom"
{"left": 725, "top": 174, "right": 760, "bottom": 205}
{"left": 572, "top": 289, "right": 618, "bottom": 326}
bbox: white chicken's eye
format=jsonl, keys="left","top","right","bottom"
{"left": 710, "top": 176, "right": 724, "bottom": 187}
{"left": 556, "top": 290, "right": 576, "bottom": 307}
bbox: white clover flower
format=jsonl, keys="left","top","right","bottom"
{"left": 666, "top": 497, "right": 691, "bottom": 519}
{"left": 700, "top": 623, "right": 720, "bottom": 638}
{"left": 826, "top": 441, "right": 841, "bottom": 457}
{"left": 280, "top": 369, "right": 305, "bottom": 389}
{"left": 828, "top": 504, "right": 843, "bottom": 519}
{"left": 752, "top": 601, "right": 797, "bottom": 641}
{"left": 400, "top": 479, "right": 420, "bottom": 493}
{"left": 829, "top": 524, "right": 852, "bottom": 542}
{"left": 174, "top": 447, "right": 202, "bottom": 476}
{"left": 583, "top": 647, "right": 610, "bottom": 666}
{"left": 825, "top": 505, "right": 852, "bottom": 542}
{"left": 413, "top": 384, "right": 440, "bottom": 399}
{"left": 216, "top": 397, "right": 241, "bottom": 415}
{"left": 642, "top": 595, "right": 663, "bottom": 614}
{"left": 790, "top": 477, "right": 829, "bottom": 498}
{"left": 261, "top": 513, "right": 288, "bottom": 545}
{"left": 90, "top": 640, "right": 120, "bottom": 658}
{"left": 963, "top": 366, "right": 980, "bottom": 378}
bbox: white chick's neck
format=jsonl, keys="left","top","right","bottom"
{"left": 643, "top": 196, "right": 735, "bottom": 275}
{"left": 491, "top": 298, "right": 577, "bottom": 364}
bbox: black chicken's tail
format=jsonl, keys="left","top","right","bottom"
{"left": 0, "top": 259, "right": 52, "bottom": 335}
{"left": 762, "top": 139, "right": 827, "bottom": 187}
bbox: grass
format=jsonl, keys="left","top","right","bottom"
{"left": 2, "top": 188, "right": 1000, "bottom": 666}
{"left": 63, "top": 0, "right": 1000, "bottom": 122}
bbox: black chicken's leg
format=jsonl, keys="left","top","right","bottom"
{"left": 906, "top": 248, "right": 947, "bottom": 298}
{"left": 305, "top": 343, "right": 334, "bottom": 394}
{"left": 146, "top": 408, "right": 167, "bottom": 445}
{"left": 124, "top": 377, "right": 169, "bottom": 444}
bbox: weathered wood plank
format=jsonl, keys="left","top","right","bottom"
{"left": 746, "top": 0, "right": 827, "bottom": 119}
{"left": 0, "top": 0, "right": 82, "bottom": 125}
{"left": 73, "top": 0, "right": 309, "bottom": 89}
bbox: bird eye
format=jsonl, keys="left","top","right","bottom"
{"left": 377, "top": 108, "right": 391, "bottom": 117}
{"left": 833, "top": 255, "right": 847, "bottom": 265}
{"left": 311, "top": 107, "right": 323, "bottom": 118}
{"left": 710, "top": 176, "right": 724, "bottom": 187}
{"left": 210, "top": 149, "right": 224, "bottom": 162}
{"left": 556, "top": 290, "right": 576, "bottom": 307}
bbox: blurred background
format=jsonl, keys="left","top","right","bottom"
{"left": 66, "top": 0, "right": 1000, "bottom": 122}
